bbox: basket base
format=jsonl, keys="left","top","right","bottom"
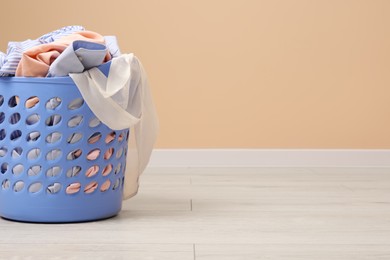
{"left": 0, "top": 189, "right": 123, "bottom": 223}
{"left": 1, "top": 212, "right": 119, "bottom": 224}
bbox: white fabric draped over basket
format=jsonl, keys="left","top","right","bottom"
{"left": 70, "top": 53, "right": 158, "bottom": 199}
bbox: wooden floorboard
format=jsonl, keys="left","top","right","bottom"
{"left": 0, "top": 167, "right": 389, "bottom": 259}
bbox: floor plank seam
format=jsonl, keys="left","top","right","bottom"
{"left": 193, "top": 244, "right": 196, "bottom": 260}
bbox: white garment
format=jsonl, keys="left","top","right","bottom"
{"left": 69, "top": 53, "right": 158, "bottom": 199}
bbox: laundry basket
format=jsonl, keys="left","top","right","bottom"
{"left": 0, "top": 71, "right": 129, "bottom": 223}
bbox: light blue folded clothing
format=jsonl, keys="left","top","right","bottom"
{"left": 47, "top": 40, "right": 107, "bottom": 77}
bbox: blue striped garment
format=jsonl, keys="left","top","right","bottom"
{"left": 0, "top": 25, "right": 85, "bottom": 76}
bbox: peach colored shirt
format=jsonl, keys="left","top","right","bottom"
{"left": 16, "top": 31, "right": 111, "bottom": 77}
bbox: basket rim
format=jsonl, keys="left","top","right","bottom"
{"left": 0, "top": 76, "right": 74, "bottom": 85}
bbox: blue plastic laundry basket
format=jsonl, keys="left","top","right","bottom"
{"left": 0, "top": 68, "right": 128, "bottom": 223}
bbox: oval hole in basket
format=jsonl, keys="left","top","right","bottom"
{"left": 8, "top": 96, "right": 19, "bottom": 108}
{"left": 66, "top": 182, "right": 81, "bottom": 194}
{"left": 84, "top": 181, "right": 98, "bottom": 194}
{"left": 86, "top": 149, "right": 100, "bottom": 161}
{"left": 102, "top": 164, "right": 113, "bottom": 176}
{"left": 27, "top": 148, "right": 41, "bottom": 161}
{"left": 100, "top": 180, "right": 111, "bottom": 192}
{"left": 0, "top": 95, "right": 4, "bottom": 106}
{"left": 66, "top": 166, "right": 82, "bottom": 178}
{"left": 112, "top": 179, "right": 120, "bottom": 190}
{"left": 67, "top": 149, "right": 82, "bottom": 160}
{"left": 47, "top": 183, "right": 62, "bottom": 194}
{"left": 46, "top": 149, "right": 62, "bottom": 161}
{"left": 116, "top": 147, "right": 123, "bottom": 159}
{"left": 10, "top": 130, "right": 22, "bottom": 141}
{"left": 0, "top": 129, "right": 6, "bottom": 140}
{"left": 11, "top": 147, "right": 23, "bottom": 159}
{"left": 26, "top": 131, "right": 41, "bottom": 142}
{"left": 88, "top": 117, "right": 101, "bottom": 128}
{"left": 46, "top": 132, "right": 62, "bottom": 144}
{"left": 0, "top": 112, "right": 4, "bottom": 124}
{"left": 88, "top": 132, "right": 101, "bottom": 144}
{"left": 68, "top": 115, "right": 83, "bottom": 128}
{"left": 12, "top": 164, "right": 24, "bottom": 176}
{"left": 104, "top": 147, "right": 114, "bottom": 160}
{"left": 28, "top": 165, "right": 42, "bottom": 176}
{"left": 114, "top": 163, "right": 122, "bottom": 175}
{"left": 13, "top": 181, "right": 24, "bottom": 192}
{"left": 1, "top": 179, "right": 10, "bottom": 190}
{"left": 26, "top": 114, "right": 40, "bottom": 125}
{"left": 0, "top": 147, "right": 7, "bottom": 157}
{"left": 46, "top": 166, "right": 62, "bottom": 177}
{"left": 85, "top": 165, "right": 99, "bottom": 178}
{"left": 67, "top": 132, "right": 82, "bottom": 144}
{"left": 1, "top": 162, "right": 8, "bottom": 174}
{"left": 28, "top": 182, "right": 42, "bottom": 193}
{"left": 105, "top": 131, "right": 116, "bottom": 144}
{"left": 25, "top": 96, "right": 40, "bottom": 109}
{"left": 45, "top": 114, "right": 62, "bottom": 127}
{"left": 46, "top": 97, "right": 62, "bottom": 110}
{"left": 9, "top": 113, "right": 20, "bottom": 125}
{"left": 68, "top": 98, "right": 84, "bottom": 110}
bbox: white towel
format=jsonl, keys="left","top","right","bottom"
{"left": 70, "top": 54, "right": 158, "bottom": 199}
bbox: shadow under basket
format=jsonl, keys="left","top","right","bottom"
{"left": 0, "top": 76, "right": 129, "bottom": 223}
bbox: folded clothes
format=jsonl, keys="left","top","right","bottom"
{"left": 1, "top": 26, "right": 121, "bottom": 77}
{"left": 0, "top": 25, "right": 85, "bottom": 76}
{"left": 16, "top": 31, "right": 111, "bottom": 77}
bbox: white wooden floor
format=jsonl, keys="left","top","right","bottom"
{"left": 1, "top": 167, "right": 390, "bottom": 259}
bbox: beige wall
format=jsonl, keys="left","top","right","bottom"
{"left": 2, "top": 0, "right": 390, "bottom": 148}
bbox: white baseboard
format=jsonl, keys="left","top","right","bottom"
{"left": 148, "top": 149, "right": 390, "bottom": 167}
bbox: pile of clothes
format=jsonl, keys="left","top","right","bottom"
{"left": 0, "top": 26, "right": 158, "bottom": 199}
{"left": 0, "top": 25, "right": 120, "bottom": 77}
